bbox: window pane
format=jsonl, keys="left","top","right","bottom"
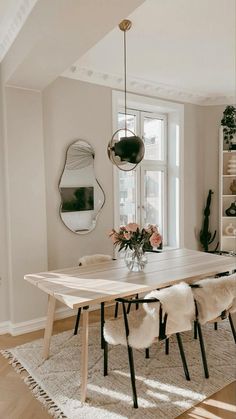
{"left": 118, "top": 112, "right": 136, "bottom": 138}
{"left": 143, "top": 117, "right": 164, "bottom": 160}
{"left": 144, "top": 170, "right": 164, "bottom": 234}
{"left": 119, "top": 171, "right": 137, "bottom": 226}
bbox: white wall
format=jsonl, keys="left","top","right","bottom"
{"left": 183, "top": 104, "right": 224, "bottom": 250}
{"left": 162, "top": 99, "right": 222, "bottom": 251}
{"left": 43, "top": 77, "right": 114, "bottom": 269}
{"left": 0, "top": 66, "right": 9, "bottom": 324}
{"left": 4, "top": 86, "right": 48, "bottom": 324}
{"left": 0, "top": 75, "right": 225, "bottom": 329}
{"left": 183, "top": 104, "right": 205, "bottom": 249}
{"left": 43, "top": 77, "right": 218, "bottom": 255}
{"left": 202, "top": 105, "right": 225, "bottom": 249}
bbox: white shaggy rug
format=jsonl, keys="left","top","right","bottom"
{"left": 1, "top": 321, "right": 236, "bottom": 419}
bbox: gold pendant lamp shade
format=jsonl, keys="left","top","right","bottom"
{"left": 107, "top": 19, "right": 145, "bottom": 171}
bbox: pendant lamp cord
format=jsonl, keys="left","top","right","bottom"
{"left": 124, "top": 29, "right": 127, "bottom": 135}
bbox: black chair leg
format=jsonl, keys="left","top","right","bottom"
{"left": 194, "top": 320, "right": 198, "bottom": 339}
{"left": 197, "top": 321, "right": 209, "bottom": 378}
{"left": 127, "top": 294, "right": 139, "bottom": 314}
{"left": 229, "top": 313, "right": 236, "bottom": 343}
{"left": 165, "top": 338, "right": 169, "bottom": 355}
{"left": 176, "top": 333, "right": 190, "bottom": 381}
{"left": 74, "top": 308, "right": 81, "bottom": 335}
{"left": 214, "top": 322, "right": 218, "bottom": 331}
{"left": 127, "top": 302, "right": 131, "bottom": 314}
{"left": 145, "top": 348, "right": 150, "bottom": 359}
{"left": 101, "top": 302, "right": 105, "bottom": 349}
{"left": 127, "top": 345, "right": 138, "bottom": 408}
{"left": 114, "top": 302, "right": 119, "bottom": 318}
{"left": 104, "top": 340, "right": 108, "bottom": 376}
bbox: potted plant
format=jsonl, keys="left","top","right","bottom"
{"left": 221, "top": 105, "right": 236, "bottom": 150}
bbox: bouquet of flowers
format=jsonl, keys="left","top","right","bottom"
{"left": 109, "top": 223, "right": 162, "bottom": 252}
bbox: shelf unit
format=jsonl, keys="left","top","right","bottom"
{"left": 219, "top": 128, "right": 236, "bottom": 253}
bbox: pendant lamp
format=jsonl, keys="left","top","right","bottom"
{"left": 107, "top": 19, "right": 145, "bottom": 171}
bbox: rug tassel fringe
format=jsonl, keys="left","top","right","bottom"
{"left": 24, "top": 375, "right": 67, "bottom": 418}
{"left": 0, "top": 350, "right": 66, "bottom": 418}
{"left": 0, "top": 350, "right": 25, "bottom": 374}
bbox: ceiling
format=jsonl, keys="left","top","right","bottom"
{"left": 63, "top": 0, "right": 236, "bottom": 105}
{"left": 0, "top": 0, "right": 235, "bottom": 104}
{"left": 0, "top": 0, "right": 37, "bottom": 62}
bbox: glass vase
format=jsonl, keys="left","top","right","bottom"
{"left": 125, "top": 246, "right": 147, "bottom": 272}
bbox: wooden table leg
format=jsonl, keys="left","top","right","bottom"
{"left": 43, "top": 295, "right": 56, "bottom": 360}
{"left": 80, "top": 307, "right": 89, "bottom": 404}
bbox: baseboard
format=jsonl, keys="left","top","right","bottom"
{"left": 0, "top": 307, "right": 77, "bottom": 336}
{"left": 0, "top": 302, "right": 117, "bottom": 337}
{"left": 0, "top": 321, "right": 10, "bottom": 335}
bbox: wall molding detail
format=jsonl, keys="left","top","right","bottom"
{"left": 0, "top": 0, "right": 37, "bottom": 62}
{"left": 63, "top": 66, "right": 235, "bottom": 106}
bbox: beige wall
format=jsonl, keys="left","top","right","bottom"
{"left": 0, "top": 66, "right": 9, "bottom": 323}
{"left": 0, "top": 76, "right": 224, "bottom": 327}
{"left": 43, "top": 77, "right": 219, "bottom": 255}
{"left": 202, "top": 105, "right": 225, "bottom": 249}
{"left": 183, "top": 104, "right": 204, "bottom": 249}
{"left": 183, "top": 104, "right": 224, "bottom": 251}
{"left": 3, "top": 86, "right": 48, "bottom": 324}
{"left": 43, "top": 78, "right": 114, "bottom": 269}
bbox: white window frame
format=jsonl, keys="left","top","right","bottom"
{"left": 112, "top": 90, "right": 184, "bottom": 249}
{"left": 140, "top": 111, "right": 168, "bottom": 242}
{"left": 140, "top": 163, "right": 168, "bottom": 244}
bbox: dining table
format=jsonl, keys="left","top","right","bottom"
{"left": 24, "top": 248, "right": 236, "bottom": 403}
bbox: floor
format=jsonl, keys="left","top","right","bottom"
{"left": 0, "top": 308, "right": 235, "bottom": 419}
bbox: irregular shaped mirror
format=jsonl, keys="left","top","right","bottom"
{"left": 59, "top": 140, "right": 105, "bottom": 234}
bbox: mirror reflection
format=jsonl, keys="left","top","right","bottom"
{"left": 59, "top": 140, "right": 105, "bottom": 234}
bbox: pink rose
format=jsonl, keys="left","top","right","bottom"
{"left": 144, "top": 224, "right": 152, "bottom": 234}
{"left": 126, "top": 223, "right": 139, "bottom": 232}
{"left": 152, "top": 225, "right": 158, "bottom": 233}
{"left": 150, "top": 232, "right": 162, "bottom": 248}
{"left": 120, "top": 226, "right": 126, "bottom": 231}
{"left": 124, "top": 231, "right": 131, "bottom": 240}
{"left": 145, "top": 224, "right": 159, "bottom": 234}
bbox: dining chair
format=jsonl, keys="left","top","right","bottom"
{"left": 74, "top": 254, "right": 116, "bottom": 350}
{"left": 191, "top": 271, "right": 236, "bottom": 378}
{"left": 103, "top": 282, "right": 194, "bottom": 408}
{"left": 212, "top": 270, "right": 236, "bottom": 332}
{"left": 192, "top": 271, "right": 231, "bottom": 337}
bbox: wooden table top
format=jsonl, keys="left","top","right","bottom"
{"left": 24, "top": 248, "right": 236, "bottom": 309}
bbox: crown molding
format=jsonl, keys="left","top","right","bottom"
{"left": 6, "top": 83, "right": 41, "bottom": 93}
{"left": 63, "top": 66, "right": 235, "bottom": 106}
{"left": 0, "top": 0, "right": 37, "bottom": 63}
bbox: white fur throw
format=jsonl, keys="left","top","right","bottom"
{"left": 192, "top": 273, "right": 236, "bottom": 324}
{"left": 78, "top": 254, "right": 112, "bottom": 266}
{"left": 104, "top": 282, "right": 195, "bottom": 349}
{"left": 104, "top": 309, "right": 148, "bottom": 348}
{"left": 144, "top": 282, "right": 195, "bottom": 336}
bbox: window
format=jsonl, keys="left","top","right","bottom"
{"left": 113, "top": 91, "right": 183, "bottom": 249}
{"left": 117, "top": 109, "right": 168, "bottom": 244}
